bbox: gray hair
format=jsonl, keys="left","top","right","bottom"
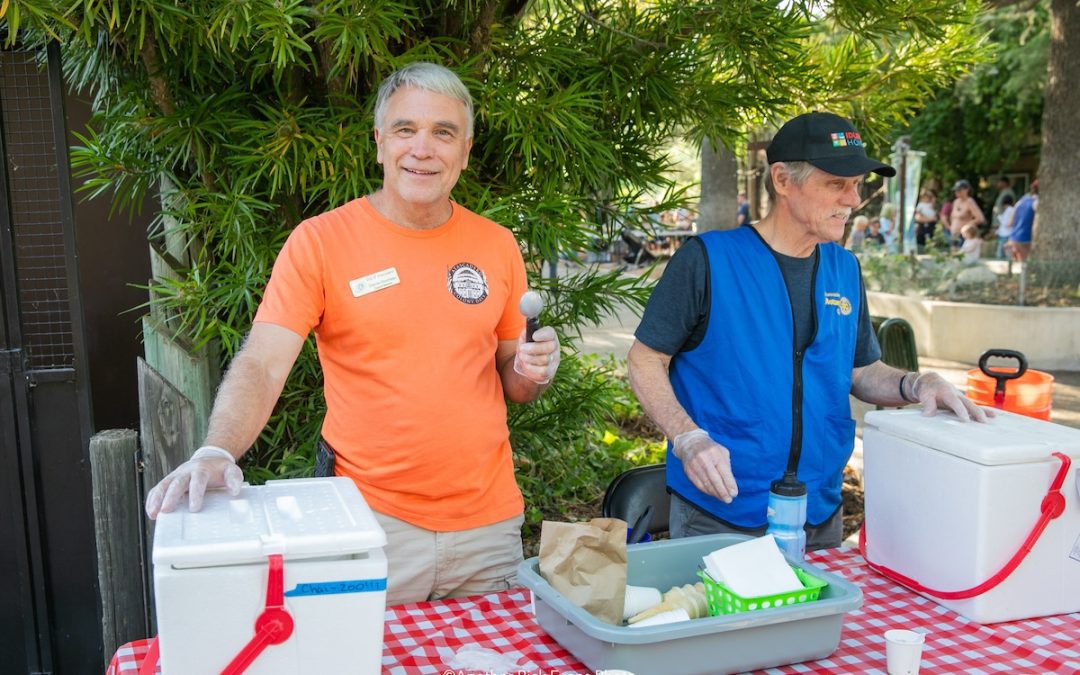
{"left": 764, "top": 161, "right": 816, "bottom": 202}
{"left": 374, "top": 62, "right": 474, "bottom": 138}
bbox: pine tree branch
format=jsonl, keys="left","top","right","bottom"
{"left": 560, "top": 0, "right": 666, "bottom": 50}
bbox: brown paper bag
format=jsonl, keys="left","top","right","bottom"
{"left": 538, "top": 518, "right": 628, "bottom": 625}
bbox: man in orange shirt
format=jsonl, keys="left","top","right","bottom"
{"left": 145, "top": 63, "right": 561, "bottom": 604}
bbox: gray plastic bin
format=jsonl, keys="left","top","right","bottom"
{"left": 517, "top": 533, "right": 862, "bottom": 675}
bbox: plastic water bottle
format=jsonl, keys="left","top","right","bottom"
{"left": 766, "top": 474, "right": 807, "bottom": 561}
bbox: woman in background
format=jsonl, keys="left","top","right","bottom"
{"left": 914, "top": 190, "right": 938, "bottom": 250}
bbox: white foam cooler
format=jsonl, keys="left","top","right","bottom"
{"left": 862, "top": 409, "right": 1080, "bottom": 623}
{"left": 152, "top": 477, "right": 387, "bottom": 674}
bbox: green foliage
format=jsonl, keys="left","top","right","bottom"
{"left": 784, "top": 0, "right": 990, "bottom": 160}
{"left": 901, "top": 0, "right": 1050, "bottom": 185}
{"left": 510, "top": 354, "right": 664, "bottom": 545}
{"left": 858, "top": 239, "right": 970, "bottom": 297}
{"left": 2, "top": 0, "right": 989, "bottom": 508}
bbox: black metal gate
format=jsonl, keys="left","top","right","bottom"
{"left": 0, "top": 42, "right": 99, "bottom": 674}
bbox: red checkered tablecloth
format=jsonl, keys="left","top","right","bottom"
{"left": 108, "top": 547, "right": 1080, "bottom": 674}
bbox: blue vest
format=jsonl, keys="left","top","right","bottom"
{"left": 667, "top": 227, "right": 859, "bottom": 527}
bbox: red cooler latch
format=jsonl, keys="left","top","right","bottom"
{"left": 221, "top": 554, "right": 295, "bottom": 674}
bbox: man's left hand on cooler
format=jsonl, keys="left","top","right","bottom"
{"left": 513, "top": 325, "right": 560, "bottom": 384}
{"left": 910, "top": 371, "right": 991, "bottom": 422}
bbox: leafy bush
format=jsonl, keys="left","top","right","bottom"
{"left": 858, "top": 239, "right": 967, "bottom": 297}
{"left": 510, "top": 354, "right": 665, "bottom": 554}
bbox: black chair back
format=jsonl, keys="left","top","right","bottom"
{"left": 601, "top": 463, "right": 670, "bottom": 538}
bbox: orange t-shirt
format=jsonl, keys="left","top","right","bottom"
{"left": 254, "top": 197, "right": 527, "bottom": 530}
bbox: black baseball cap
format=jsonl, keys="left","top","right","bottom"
{"left": 766, "top": 112, "right": 896, "bottom": 178}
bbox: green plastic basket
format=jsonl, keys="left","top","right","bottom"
{"left": 697, "top": 567, "right": 828, "bottom": 616}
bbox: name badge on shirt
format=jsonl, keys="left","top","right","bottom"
{"left": 349, "top": 267, "right": 400, "bottom": 297}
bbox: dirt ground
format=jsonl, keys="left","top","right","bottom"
{"left": 928, "top": 274, "right": 1079, "bottom": 307}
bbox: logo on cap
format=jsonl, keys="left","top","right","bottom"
{"left": 830, "top": 131, "right": 863, "bottom": 148}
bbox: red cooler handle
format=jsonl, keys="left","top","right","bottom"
{"left": 860, "top": 452, "right": 1071, "bottom": 600}
{"left": 221, "top": 554, "right": 295, "bottom": 675}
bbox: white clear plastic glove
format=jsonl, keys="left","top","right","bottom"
{"left": 910, "top": 372, "right": 991, "bottom": 422}
{"left": 144, "top": 446, "right": 244, "bottom": 519}
{"left": 513, "top": 325, "right": 560, "bottom": 384}
{"left": 672, "top": 429, "right": 739, "bottom": 503}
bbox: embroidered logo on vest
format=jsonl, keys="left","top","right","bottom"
{"left": 447, "top": 262, "right": 488, "bottom": 304}
{"left": 824, "top": 292, "right": 852, "bottom": 316}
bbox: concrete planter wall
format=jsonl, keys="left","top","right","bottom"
{"left": 867, "top": 291, "right": 1080, "bottom": 371}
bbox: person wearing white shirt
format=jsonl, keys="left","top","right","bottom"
{"left": 995, "top": 194, "right": 1015, "bottom": 260}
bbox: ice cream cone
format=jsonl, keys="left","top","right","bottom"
{"left": 627, "top": 582, "right": 708, "bottom": 624}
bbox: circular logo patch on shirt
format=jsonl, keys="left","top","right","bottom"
{"left": 447, "top": 262, "right": 488, "bottom": 304}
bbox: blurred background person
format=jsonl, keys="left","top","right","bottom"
{"left": 994, "top": 193, "right": 1016, "bottom": 260}
{"left": 938, "top": 191, "right": 953, "bottom": 244}
{"left": 949, "top": 179, "right": 985, "bottom": 249}
{"left": 879, "top": 202, "right": 897, "bottom": 252}
{"left": 913, "top": 190, "right": 938, "bottom": 251}
{"left": 846, "top": 214, "right": 868, "bottom": 251}
{"left": 1006, "top": 179, "right": 1038, "bottom": 262}
{"left": 865, "top": 217, "right": 886, "bottom": 246}
{"left": 990, "top": 175, "right": 1015, "bottom": 237}
{"left": 736, "top": 192, "right": 750, "bottom": 227}
{"left": 959, "top": 223, "right": 983, "bottom": 263}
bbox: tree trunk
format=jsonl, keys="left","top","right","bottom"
{"left": 1029, "top": 0, "right": 1080, "bottom": 288}
{"left": 697, "top": 136, "right": 739, "bottom": 232}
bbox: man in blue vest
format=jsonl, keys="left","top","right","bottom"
{"left": 627, "top": 112, "right": 989, "bottom": 549}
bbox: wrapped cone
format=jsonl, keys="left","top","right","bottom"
{"left": 627, "top": 582, "right": 708, "bottom": 624}
{"left": 629, "top": 607, "right": 691, "bottom": 627}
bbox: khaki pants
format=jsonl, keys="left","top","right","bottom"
{"left": 372, "top": 510, "right": 525, "bottom": 606}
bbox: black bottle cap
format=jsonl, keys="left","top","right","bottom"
{"left": 770, "top": 473, "right": 807, "bottom": 497}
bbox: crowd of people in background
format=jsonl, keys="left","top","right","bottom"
{"left": 616, "top": 171, "right": 1038, "bottom": 269}
{"left": 845, "top": 174, "right": 1039, "bottom": 263}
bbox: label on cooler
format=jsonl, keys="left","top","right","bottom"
{"left": 284, "top": 577, "right": 387, "bottom": 597}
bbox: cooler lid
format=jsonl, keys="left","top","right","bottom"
{"left": 864, "top": 409, "right": 1080, "bottom": 466}
{"left": 153, "top": 476, "right": 387, "bottom": 567}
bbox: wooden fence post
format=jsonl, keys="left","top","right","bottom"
{"left": 137, "top": 356, "right": 200, "bottom": 634}
{"left": 89, "top": 428, "right": 147, "bottom": 659}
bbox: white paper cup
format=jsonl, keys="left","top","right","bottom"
{"left": 622, "top": 585, "right": 662, "bottom": 621}
{"left": 628, "top": 607, "right": 690, "bottom": 627}
{"left": 884, "top": 629, "right": 926, "bottom": 675}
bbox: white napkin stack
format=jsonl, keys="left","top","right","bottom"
{"left": 702, "top": 535, "right": 803, "bottom": 598}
